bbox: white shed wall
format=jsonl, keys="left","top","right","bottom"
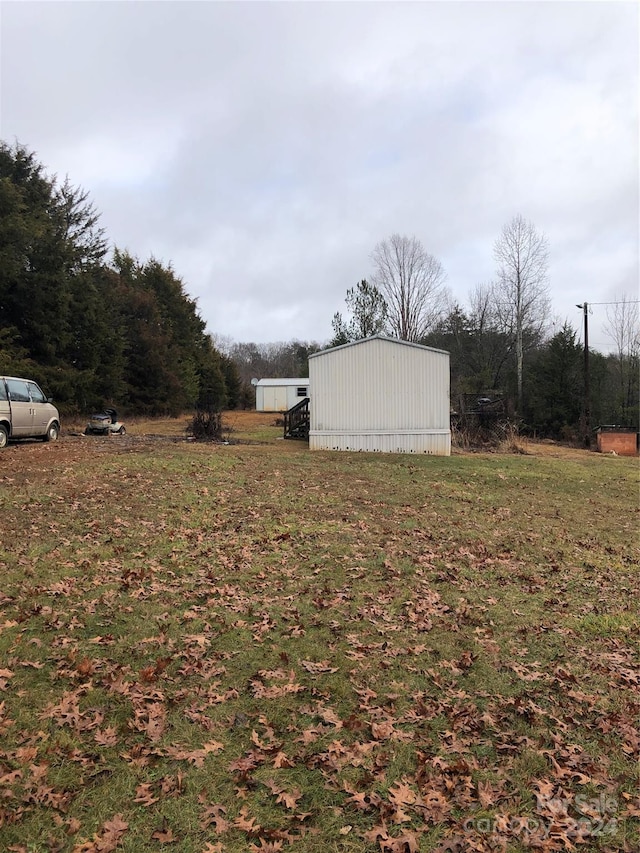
{"left": 308, "top": 337, "right": 450, "bottom": 455}
{"left": 256, "top": 379, "right": 309, "bottom": 412}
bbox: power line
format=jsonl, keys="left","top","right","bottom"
{"left": 587, "top": 300, "right": 640, "bottom": 306}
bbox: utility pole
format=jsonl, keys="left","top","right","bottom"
{"left": 576, "top": 302, "right": 591, "bottom": 447}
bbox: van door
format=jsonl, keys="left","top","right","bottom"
{"left": 27, "top": 381, "right": 49, "bottom": 437}
{"left": 5, "top": 378, "right": 33, "bottom": 436}
{"left": 0, "top": 379, "right": 10, "bottom": 427}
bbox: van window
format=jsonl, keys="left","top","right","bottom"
{"left": 28, "top": 382, "right": 46, "bottom": 403}
{"left": 6, "top": 379, "right": 30, "bottom": 402}
{"left": 0, "top": 381, "right": 7, "bottom": 401}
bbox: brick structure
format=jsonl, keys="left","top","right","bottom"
{"left": 595, "top": 428, "right": 638, "bottom": 456}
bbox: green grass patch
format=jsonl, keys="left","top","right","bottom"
{"left": 0, "top": 425, "right": 638, "bottom": 851}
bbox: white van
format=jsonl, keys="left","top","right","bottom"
{"left": 0, "top": 376, "right": 60, "bottom": 448}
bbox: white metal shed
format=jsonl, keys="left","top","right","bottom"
{"left": 308, "top": 336, "right": 450, "bottom": 455}
{"left": 255, "top": 378, "right": 309, "bottom": 412}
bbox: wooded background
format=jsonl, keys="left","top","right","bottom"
{"left": 1, "top": 142, "right": 637, "bottom": 439}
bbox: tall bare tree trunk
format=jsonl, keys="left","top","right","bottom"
{"left": 603, "top": 295, "right": 640, "bottom": 425}
{"left": 371, "top": 234, "right": 448, "bottom": 342}
{"left": 493, "top": 215, "right": 550, "bottom": 416}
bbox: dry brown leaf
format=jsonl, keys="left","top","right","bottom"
{"left": 301, "top": 660, "right": 338, "bottom": 674}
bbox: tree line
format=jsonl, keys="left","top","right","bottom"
{"left": 2, "top": 141, "right": 637, "bottom": 438}
{"left": 330, "top": 231, "right": 638, "bottom": 441}
{"left": 0, "top": 142, "right": 239, "bottom": 415}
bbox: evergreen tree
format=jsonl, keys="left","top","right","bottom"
{"left": 330, "top": 279, "right": 388, "bottom": 346}
{"left": 196, "top": 339, "right": 228, "bottom": 412}
{"left": 0, "top": 141, "right": 111, "bottom": 405}
{"left": 424, "top": 305, "right": 473, "bottom": 400}
{"left": 0, "top": 142, "right": 232, "bottom": 416}
{"left": 0, "top": 141, "right": 65, "bottom": 364}
{"left": 219, "top": 354, "right": 241, "bottom": 409}
{"left": 525, "top": 323, "right": 583, "bottom": 438}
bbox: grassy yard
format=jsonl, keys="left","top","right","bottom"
{"left": 0, "top": 414, "right": 638, "bottom": 852}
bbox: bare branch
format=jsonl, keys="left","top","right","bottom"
{"left": 493, "top": 215, "right": 550, "bottom": 411}
{"left": 603, "top": 294, "right": 640, "bottom": 360}
{"left": 371, "top": 234, "right": 448, "bottom": 341}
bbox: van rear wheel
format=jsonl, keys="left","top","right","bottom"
{"left": 0, "top": 425, "right": 8, "bottom": 449}
{"left": 44, "top": 422, "right": 59, "bottom": 442}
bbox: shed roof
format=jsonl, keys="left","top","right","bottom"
{"left": 309, "top": 334, "right": 449, "bottom": 359}
{"left": 255, "top": 378, "right": 309, "bottom": 387}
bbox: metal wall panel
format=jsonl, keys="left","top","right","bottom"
{"left": 309, "top": 430, "right": 451, "bottom": 455}
{"left": 308, "top": 337, "right": 450, "bottom": 455}
{"left": 255, "top": 379, "right": 309, "bottom": 411}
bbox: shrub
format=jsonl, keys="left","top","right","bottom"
{"left": 188, "top": 409, "right": 223, "bottom": 441}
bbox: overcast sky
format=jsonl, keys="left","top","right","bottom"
{"left": 1, "top": 1, "right": 638, "bottom": 352}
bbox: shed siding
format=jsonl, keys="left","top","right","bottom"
{"left": 309, "top": 337, "right": 450, "bottom": 455}
{"left": 261, "top": 386, "right": 289, "bottom": 411}
{"left": 309, "top": 430, "right": 451, "bottom": 454}
{"left": 256, "top": 379, "right": 309, "bottom": 412}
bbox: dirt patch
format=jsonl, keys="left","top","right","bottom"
{"left": 0, "top": 434, "right": 191, "bottom": 480}
{"left": 0, "top": 411, "right": 283, "bottom": 476}
{"left": 3, "top": 413, "right": 610, "bottom": 476}
{"left": 66, "top": 410, "right": 282, "bottom": 437}
{"left": 517, "top": 438, "right": 615, "bottom": 461}
{"left": 221, "top": 410, "right": 284, "bottom": 430}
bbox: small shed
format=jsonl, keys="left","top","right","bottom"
{"left": 255, "top": 378, "right": 309, "bottom": 412}
{"left": 595, "top": 426, "right": 638, "bottom": 456}
{"left": 308, "top": 335, "right": 450, "bottom": 455}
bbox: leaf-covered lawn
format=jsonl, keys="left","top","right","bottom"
{"left": 0, "top": 424, "right": 638, "bottom": 852}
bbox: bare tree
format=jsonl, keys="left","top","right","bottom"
{"left": 603, "top": 294, "right": 640, "bottom": 425}
{"left": 492, "top": 215, "right": 550, "bottom": 413}
{"left": 604, "top": 294, "right": 640, "bottom": 358}
{"left": 371, "top": 234, "right": 448, "bottom": 342}
{"left": 468, "top": 283, "right": 514, "bottom": 391}
{"left": 210, "top": 333, "right": 235, "bottom": 356}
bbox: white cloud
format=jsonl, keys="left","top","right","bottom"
{"left": 0, "top": 0, "right": 637, "bottom": 347}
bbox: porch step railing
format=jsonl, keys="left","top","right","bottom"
{"left": 283, "top": 397, "right": 310, "bottom": 440}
